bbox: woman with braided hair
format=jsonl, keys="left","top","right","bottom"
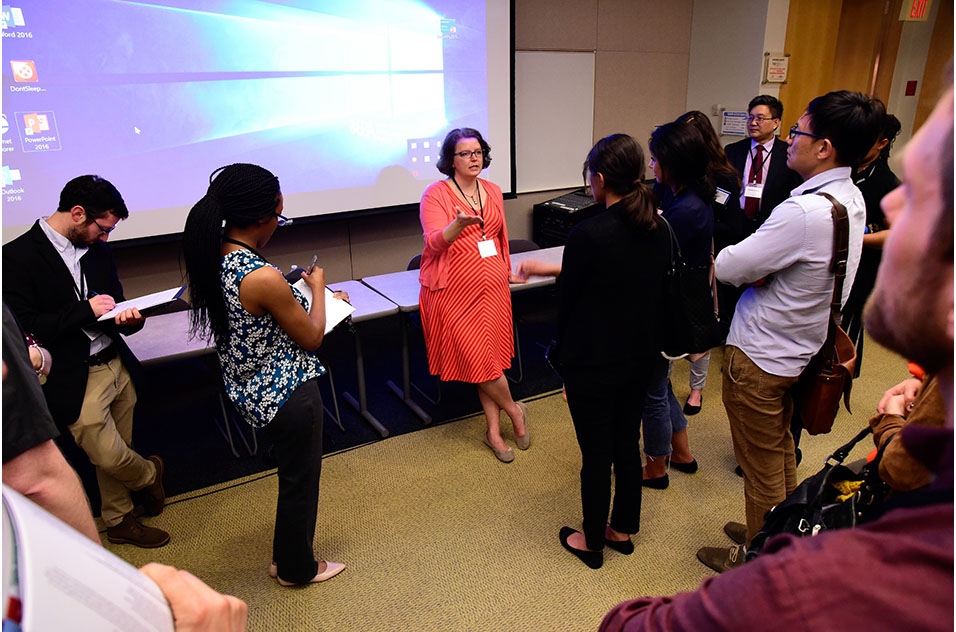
{"left": 182, "top": 163, "right": 346, "bottom": 586}
{"left": 515, "top": 134, "right": 670, "bottom": 568}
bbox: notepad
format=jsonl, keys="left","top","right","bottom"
{"left": 292, "top": 280, "right": 356, "bottom": 334}
{"left": 96, "top": 286, "right": 186, "bottom": 321}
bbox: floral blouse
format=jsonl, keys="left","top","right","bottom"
{"left": 218, "top": 249, "right": 325, "bottom": 428}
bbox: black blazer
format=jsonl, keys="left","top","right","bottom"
{"left": 2, "top": 221, "right": 143, "bottom": 428}
{"left": 553, "top": 201, "right": 670, "bottom": 379}
{"left": 725, "top": 137, "right": 802, "bottom": 237}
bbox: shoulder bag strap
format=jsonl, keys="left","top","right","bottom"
{"left": 816, "top": 192, "right": 849, "bottom": 354}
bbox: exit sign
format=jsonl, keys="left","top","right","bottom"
{"left": 900, "top": 0, "right": 933, "bottom": 20}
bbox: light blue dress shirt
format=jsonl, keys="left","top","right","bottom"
{"left": 715, "top": 167, "right": 864, "bottom": 377}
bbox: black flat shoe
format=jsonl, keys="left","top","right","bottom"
{"left": 605, "top": 538, "right": 634, "bottom": 555}
{"left": 559, "top": 527, "right": 603, "bottom": 569}
{"left": 641, "top": 474, "right": 669, "bottom": 489}
{"left": 683, "top": 395, "right": 702, "bottom": 416}
{"left": 669, "top": 459, "right": 699, "bottom": 474}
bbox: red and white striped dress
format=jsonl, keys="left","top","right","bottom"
{"left": 418, "top": 179, "right": 513, "bottom": 383}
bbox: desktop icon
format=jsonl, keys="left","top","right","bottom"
{"left": 2, "top": 165, "right": 23, "bottom": 186}
{"left": 2, "top": 6, "right": 25, "bottom": 29}
{"left": 1, "top": 115, "right": 8, "bottom": 135}
{"left": 10, "top": 60, "right": 38, "bottom": 82}
{"left": 23, "top": 112, "right": 49, "bottom": 135}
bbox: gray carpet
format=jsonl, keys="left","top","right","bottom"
{"left": 105, "top": 337, "right": 909, "bottom": 631}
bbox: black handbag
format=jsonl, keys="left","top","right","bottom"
{"left": 659, "top": 217, "right": 722, "bottom": 359}
{"left": 745, "top": 425, "right": 890, "bottom": 561}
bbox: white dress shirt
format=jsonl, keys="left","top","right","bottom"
{"left": 737, "top": 137, "right": 776, "bottom": 210}
{"left": 716, "top": 167, "right": 864, "bottom": 377}
{"left": 38, "top": 217, "right": 111, "bottom": 355}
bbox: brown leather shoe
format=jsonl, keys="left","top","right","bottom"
{"left": 141, "top": 455, "right": 166, "bottom": 516}
{"left": 696, "top": 544, "right": 745, "bottom": 573}
{"left": 723, "top": 521, "right": 747, "bottom": 545}
{"left": 106, "top": 512, "right": 170, "bottom": 548}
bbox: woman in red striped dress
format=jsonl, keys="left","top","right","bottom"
{"left": 418, "top": 128, "right": 528, "bottom": 463}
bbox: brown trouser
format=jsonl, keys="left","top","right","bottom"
{"left": 68, "top": 355, "right": 156, "bottom": 527}
{"left": 722, "top": 346, "right": 799, "bottom": 545}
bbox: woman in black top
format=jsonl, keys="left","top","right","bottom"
{"left": 673, "top": 111, "right": 743, "bottom": 416}
{"left": 516, "top": 134, "right": 670, "bottom": 568}
{"left": 842, "top": 113, "right": 902, "bottom": 376}
{"left": 642, "top": 122, "right": 714, "bottom": 488}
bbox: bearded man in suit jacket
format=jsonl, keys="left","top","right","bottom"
{"left": 3, "top": 175, "right": 169, "bottom": 548}
{"left": 724, "top": 95, "right": 803, "bottom": 238}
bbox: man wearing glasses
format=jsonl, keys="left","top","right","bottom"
{"left": 3, "top": 175, "right": 169, "bottom": 548}
{"left": 725, "top": 95, "right": 802, "bottom": 238}
{"left": 701, "top": 92, "right": 883, "bottom": 572}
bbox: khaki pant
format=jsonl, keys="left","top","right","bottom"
{"left": 68, "top": 355, "right": 155, "bottom": 527}
{"left": 722, "top": 346, "right": 799, "bottom": 545}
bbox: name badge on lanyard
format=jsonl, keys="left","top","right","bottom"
{"left": 744, "top": 183, "right": 764, "bottom": 199}
{"left": 477, "top": 239, "right": 497, "bottom": 258}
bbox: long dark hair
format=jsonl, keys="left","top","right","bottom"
{"left": 182, "top": 163, "right": 281, "bottom": 344}
{"left": 649, "top": 121, "right": 715, "bottom": 202}
{"left": 582, "top": 134, "right": 657, "bottom": 230}
{"left": 677, "top": 110, "right": 741, "bottom": 191}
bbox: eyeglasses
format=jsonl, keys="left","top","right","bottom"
{"left": 276, "top": 213, "right": 293, "bottom": 227}
{"left": 454, "top": 149, "right": 483, "bottom": 159}
{"left": 91, "top": 217, "right": 117, "bottom": 236}
{"left": 746, "top": 115, "right": 777, "bottom": 123}
{"left": 789, "top": 125, "right": 827, "bottom": 141}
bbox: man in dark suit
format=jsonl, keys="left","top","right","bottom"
{"left": 3, "top": 175, "right": 169, "bottom": 548}
{"left": 724, "top": 95, "right": 803, "bottom": 238}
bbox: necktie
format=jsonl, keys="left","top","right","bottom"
{"left": 744, "top": 145, "right": 765, "bottom": 220}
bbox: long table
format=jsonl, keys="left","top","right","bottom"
{"left": 360, "top": 246, "right": 564, "bottom": 423}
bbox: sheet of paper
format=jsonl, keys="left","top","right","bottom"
{"left": 292, "top": 280, "right": 356, "bottom": 334}
{"left": 97, "top": 286, "right": 186, "bottom": 321}
{"left": 1, "top": 485, "right": 174, "bottom": 632}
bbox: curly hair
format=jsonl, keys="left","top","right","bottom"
{"left": 435, "top": 128, "right": 492, "bottom": 176}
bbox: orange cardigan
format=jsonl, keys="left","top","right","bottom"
{"left": 418, "top": 178, "right": 511, "bottom": 290}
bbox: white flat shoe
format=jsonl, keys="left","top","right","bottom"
{"left": 271, "top": 561, "right": 346, "bottom": 586}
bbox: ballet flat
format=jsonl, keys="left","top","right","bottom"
{"left": 273, "top": 561, "right": 346, "bottom": 586}
{"left": 483, "top": 433, "right": 515, "bottom": 463}
{"left": 514, "top": 402, "right": 530, "bottom": 450}
{"left": 559, "top": 527, "right": 603, "bottom": 569}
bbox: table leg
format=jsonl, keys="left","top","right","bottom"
{"left": 342, "top": 325, "right": 390, "bottom": 437}
{"left": 385, "top": 313, "right": 432, "bottom": 424}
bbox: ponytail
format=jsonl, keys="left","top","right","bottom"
{"left": 182, "top": 194, "right": 228, "bottom": 343}
{"left": 181, "top": 163, "right": 281, "bottom": 344}
{"left": 583, "top": 134, "right": 658, "bottom": 231}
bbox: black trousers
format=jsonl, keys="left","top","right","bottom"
{"left": 563, "top": 367, "right": 648, "bottom": 551}
{"left": 264, "top": 378, "right": 323, "bottom": 584}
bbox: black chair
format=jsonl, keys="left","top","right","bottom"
{"left": 405, "top": 252, "right": 441, "bottom": 403}
{"left": 508, "top": 239, "right": 559, "bottom": 383}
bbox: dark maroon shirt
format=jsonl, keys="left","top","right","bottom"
{"left": 600, "top": 426, "right": 954, "bottom": 631}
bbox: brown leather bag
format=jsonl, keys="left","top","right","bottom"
{"left": 795, "top": 192, "right": 858, "bottom": 435}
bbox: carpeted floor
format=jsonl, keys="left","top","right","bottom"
{"left": 104, "top": 340, "right": 909, "bottom": 631}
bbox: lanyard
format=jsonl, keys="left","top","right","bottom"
{"left": 749, "top": 145, "right": 768, "bottom": 184}
{"left": 223, "top": 237, "right": 267, "bottom": 261}
{"left": 451, "top": 176, "right": 485, "bottom": 238}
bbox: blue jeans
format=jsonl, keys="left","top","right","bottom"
{"left": 642, "top": 356, "right": 688, "bottom": 458}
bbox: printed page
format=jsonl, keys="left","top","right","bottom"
{"left": 1, "top": 486, "right": 174, "bottom": 632}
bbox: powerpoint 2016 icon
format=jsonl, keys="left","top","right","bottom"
{"left": 10, "top": 60, "right": 38, "bottom": 82}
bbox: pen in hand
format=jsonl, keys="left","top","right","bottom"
{"left": 307, "top": 255, "right": 318, "bottom": 274}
